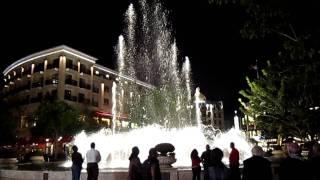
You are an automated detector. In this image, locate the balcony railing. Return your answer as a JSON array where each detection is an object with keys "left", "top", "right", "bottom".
[
  {"left": 66, "top": 64, "right": 78, "bottom": 71},
  {"left": 45, "top": 79, "right": 58, "bottom": 85},
  {"left": 47, "top": 63, "right": 59, "bottom": 70}
]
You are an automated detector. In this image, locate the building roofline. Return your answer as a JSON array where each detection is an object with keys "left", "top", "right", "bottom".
[
  {"left": 93, "top": 64, "right": 155, "bottom": 89},
  {"left": 3, "top": 45, "right": 98, "bottom": 75}
]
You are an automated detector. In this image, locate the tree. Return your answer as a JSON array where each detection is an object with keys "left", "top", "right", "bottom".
[
  {"left": 210, "top": 0, "right": 320, "bottom": 140},
  {"left": 32, "top": 100, "right": 81, "bottom": 159},
  {"left": 0, "top": 74, "right": 18, "bottom": 145},
  {"left": 0, "top": 101, "right": 17, "bottom": 145}
]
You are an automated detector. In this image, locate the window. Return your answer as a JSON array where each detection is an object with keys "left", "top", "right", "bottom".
[
  {"left": 104, "top": 86, "right": 109, "bottom": 93},
  {"left": 53, "top": 58, "right": 59, "bottom": 68},
  {"left": 78, "top": 93, "right": 85, "bottom": 103},
  {"left": 104, "top": 98, "right": 109, "bottom": 105},
  {"left": 64, "top": 90, "right": 72, "bottom": 100},
  {"left": 66, "top": 59, "right": 73, "bottom": 68}
]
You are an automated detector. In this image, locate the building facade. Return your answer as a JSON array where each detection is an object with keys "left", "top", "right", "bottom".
[{"left": 1, "top": 45, "right": 152, "bottom": 132}]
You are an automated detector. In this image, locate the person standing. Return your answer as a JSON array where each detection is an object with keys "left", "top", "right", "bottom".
[
  {"left": 142, "top": 148, "right": 161, "bottom": 180},
  {"left": 242, "top": 146, "right": 272, "bottom": 180},
  {"left": 86, "top": 142, "right": 101, "bottom": 180},
  {"left": 208, "top": 148, "right": 230, "bottom": 180},
  {"left": 309, "top": 143, "right": 320, "bottom": 180},
  {"left": 128, "top": 146, "right": 142, "bottom": 180},
  {"left": 229, "top": 142, "right": 240, "bottom": 180},
  {"left": 279, "top": 142, "right": 308, "bottom": 180},
  {"left": 191, "top": 149, "right": 201, "bottom": 180},
  {"left": 201, "top": 144, "right": 211, "bottom": 180},
  {"left": 71, "top": 145, "right": 83, "bottom": 180}
]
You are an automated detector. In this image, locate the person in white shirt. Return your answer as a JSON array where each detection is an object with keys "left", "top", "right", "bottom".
[{"left": 86, "top": 142, "right": 101, "bottom": 180}]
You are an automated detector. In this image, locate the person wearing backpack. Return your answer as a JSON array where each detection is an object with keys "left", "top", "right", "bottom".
[{"left": 142, "top": 148, "right": 161, "bottom": 180}]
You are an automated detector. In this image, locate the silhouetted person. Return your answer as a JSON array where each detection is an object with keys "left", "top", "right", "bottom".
[
  {"left": 128, "top": 146, "right": 142, "bottom": 180},
  {"left": 86, "top": 142, "right": 101, "bottom": 180},
  {"left": 229, "top": 142, "right": 240, "bottom": 180},
  {"left": 71, "top": 145, "right": 84, "bottom": 180},
  {"left": 191, "top": 149, "right": 201, "bottom": 180},
  {"left": 309, "top": 143, "right": 320, "bottom": 180},
  {"left": 208, "top": 148, "right": 230, "bottom": 180},
  {"left": 142, "top": 148, "right": 161, "bottom": 180},
  {"left": 201, "top": 144, "right": 211, "bottom": 180},
  {"left": 279, "top": 142, "right": 308, "bottom": 180},
  {"left": 242, "top": 145, "right": 272, "bottom": 180}
]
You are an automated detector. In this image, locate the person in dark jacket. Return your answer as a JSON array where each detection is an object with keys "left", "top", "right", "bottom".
[
  {"left": 142, "top": 148, "right": 161, "bottom": 180},
  {"left": 208, "top": 148, "right": 230, "bottom": 180},
  {"left": 279, "top": 142, "right": 309, "bottom": 180},
  {"left": 201, "top": 144, "right": 211, "bottom": 180},
  {"left": 309, "top": 143, "right": 320, "bottom": 180},
  {"left": 71, "top": 145, "right": 84, "bottom": 180},
  {"left": 242, "top": 145, "right": 272, "bottom": 180},
  {"left": 128, "top": 146, "right": 142, "bottom": 180}
]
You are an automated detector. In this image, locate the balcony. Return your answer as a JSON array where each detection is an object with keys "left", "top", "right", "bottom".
[
  {"left": 65, "top": 79, "right": 77, "bottom": 86},
  {"left": 79, "top": 82, "right": 91, "bottom": 90},
  {"left": 45, "top": 79, "right": 58, "bottom": 85},
  {"left": 64, "top": 95, "right": 77, "bottom": 102},
  {"left": 92, "top": 86, "right": 99, "bottom": 93},
  {"left": 66, "top": 64, "right": 78, "bottom": 71},
  {"left": 92, "top": 101, "right": 98, "bottom": 107},
  {"left": 80, "top": 68, "right": 91, "bottom": 75}
]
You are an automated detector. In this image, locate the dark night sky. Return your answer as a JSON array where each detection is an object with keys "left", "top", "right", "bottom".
[{"left": 0, "top": 1, "right": 262, "bottom": 127}]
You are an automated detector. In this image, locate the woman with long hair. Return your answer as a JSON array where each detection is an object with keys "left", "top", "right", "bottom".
[{"left": 191, "top": 149, "right": 201, "bottom": 180}]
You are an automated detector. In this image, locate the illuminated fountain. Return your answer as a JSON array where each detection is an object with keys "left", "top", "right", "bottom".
[{"left": 68, "top": 0, "right": 253, "bottom": 168}]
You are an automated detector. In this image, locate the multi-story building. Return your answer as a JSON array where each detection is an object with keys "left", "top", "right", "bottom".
[
  {"left": 196, "top": 91, "right": 225, "bottom": 130},
  {"left": 1, "top": 45, "right": 152, "bottom": 132}
]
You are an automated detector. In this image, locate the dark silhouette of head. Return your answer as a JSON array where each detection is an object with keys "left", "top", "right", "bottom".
[
  {"left": 212, "top": 148, "right": 224, "bottom": 164},
  {"left": 251, "top": 145, "right": 264, "bottom": 156},
  {"left": 206, "top": 144, "right": 210, "bottom": 151},
  {"left": 91, "top": 142, "right": 95, "bottom": 149},
  {"left": 129, "top": 146, "right": 140, "bottom": 161},
  {"left": 287, "top": 142, "right": 300, "bottom": 155},
  {"left": 191, "top": 149, "right": 199, "bottom": 159},
  {"left": 230, "top": 142, "right": 235, "bottom": 149},
  {"left": 148, "top": 148, "right": 158, "bottom": 159},
  {"left": 72, "top": 145, "right": 78, "bottom": 152},
  {"left": 313, "top": 143, "right": 320, "bottom": 156}
]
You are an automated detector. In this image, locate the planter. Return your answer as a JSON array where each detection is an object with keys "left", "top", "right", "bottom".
[
  {"left": 0, "top": 158, "right": 18, "bottom": 164},
  {"left": 158, "top": 154, "right": 176, "bottom": 168},
  {"left": 155, "top": 143, "right": 176, "bottom": 168},
  {"left": 30, "top": 155, "right": 45, "bottom": 164}
]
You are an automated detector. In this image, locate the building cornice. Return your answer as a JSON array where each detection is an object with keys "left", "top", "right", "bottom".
[{"left": 3, "top": 45, "right": 98, "bottom": 75}]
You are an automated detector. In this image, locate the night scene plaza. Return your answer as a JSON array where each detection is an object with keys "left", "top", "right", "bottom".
[{"left": 0, "top": 0, "right": 319, "bottom": 180}]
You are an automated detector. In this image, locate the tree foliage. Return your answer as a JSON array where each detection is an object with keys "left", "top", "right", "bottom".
[
  {"left": 33, "top": 100, "right": 81, "bottom": 138},
  {"left": 32, "top": 100, "right": 81, "bottom": 159},
  {"left": 209, "top": 0, "right": 320, "bottom": 139}
]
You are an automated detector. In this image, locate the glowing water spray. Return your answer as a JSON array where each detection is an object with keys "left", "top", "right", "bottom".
[{"left": 66, "top": 0, "right": 253, "bottom": 169}]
